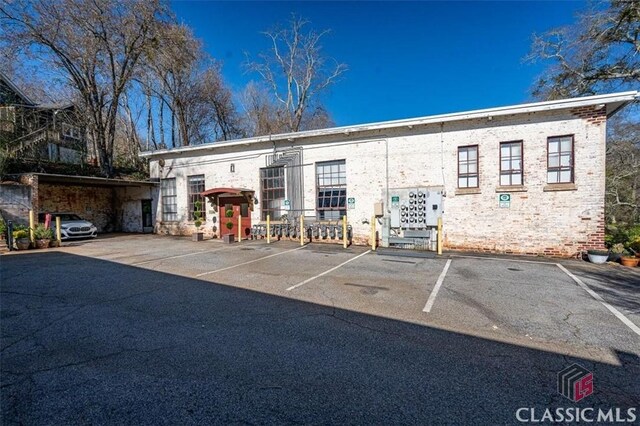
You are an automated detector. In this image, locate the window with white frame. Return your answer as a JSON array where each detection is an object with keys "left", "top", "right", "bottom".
[
  {"left": 260, "top": 166, "right": 285, "bottom": 220},
  {"left": 458, "top": 145, "right": 479, "bottom": 188},
  {"left": 61, "top": 123, "right": 81, "bottom": 140},
  {"left": 500, "top": 141, "right": 523, "bottom": 186},
  {"left": 547, "top": 135, "right": 574, "bottom": 184},
  {"left": 161, "top": 178, "right": 177, "bottom": 222},
  {"left": 316, "top": 160, "right": 347, "bottom": 220},
  {"left": 187, "top": 175, "right": 206, "bottom": 221}
]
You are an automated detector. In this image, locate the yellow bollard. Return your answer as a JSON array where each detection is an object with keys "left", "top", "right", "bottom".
[
  {"left": 342, "top": 215, "right": 347, "bottom": 249},
  {"left": 300, "top": 215, "right": 304, "bottom": 246},
  {"left": 29, "top": 209, "right": 35, "bottom": 244},
  {"left": 437, "top": 217, "right": 443, "bottom": 255},
  {"left": 371, "top": 215, "right": 376, "bottom": 251},
  {"left": 266, "top": 214, "right": 271, "bottom": 244},
  {"left": 56, "top": 216, "right": 62, "bottom": 245},
  {"left": 238, "top": 214, "right": 242, "bottom": 242}
]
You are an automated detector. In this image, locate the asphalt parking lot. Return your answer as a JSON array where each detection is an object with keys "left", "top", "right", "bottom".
[{"left": 2, "top": 234, "right": 639, "bottom": 424}]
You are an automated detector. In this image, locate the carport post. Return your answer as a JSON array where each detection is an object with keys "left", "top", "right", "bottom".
[
  {"left": 342, "top": 215, "right": 347, "bottom": 249},
  {"left": 437, "top": 217, "right": 443, "bottom": 255},
  {"left": 55, "top": 217, "right": 62, "bottom": 245},
  {"left": 300, "top": 215, "right": 304, "bottom": 246},
  {"left": 29, "top": 210, "right": 35, "bottom": 244},
  {"left": 266, "top": 214, "right": 271, "bottom": 244},
  {"left": 238, "top": 215, "right": 242, "bottom": 242}
]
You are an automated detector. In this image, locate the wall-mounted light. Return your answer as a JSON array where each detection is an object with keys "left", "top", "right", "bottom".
[{"left": 230, "top": 163, "right": 235, "bottom": 173}]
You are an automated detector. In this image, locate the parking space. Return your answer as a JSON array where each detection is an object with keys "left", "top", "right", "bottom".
[
  {"left": 15, "top": 234, "right": 639, "bottom": 358},
  {"left": 3, "top": 234, "right": 639, "bottom": 423}
]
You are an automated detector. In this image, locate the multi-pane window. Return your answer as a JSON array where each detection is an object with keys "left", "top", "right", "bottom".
[
  {"left": 316, "top": 160, "right": 347, "bottom": 220},
  {"left": 458, "top": 145, "right": 479, "bottom": 188},
  {"left": 500, "top": 141, "right": 523, "bottom": 186},
  {"left": 260, "top": 166, "right": 285, "bottom": 220},
  {"left": 187, "top": 175, "right": 206, "bottom": 221},
  {"left": 161, "top": 178, "right": 177, "bottom": 222},
  {"left": 547, "top": 135, "right": 574, "bottom": 184}
]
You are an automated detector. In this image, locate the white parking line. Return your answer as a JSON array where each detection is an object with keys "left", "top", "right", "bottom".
[
  {"left": 132, "top": 248, "right": 224, "bottom": 265},
  {"left": 286, "top": 250, "right": 372, "bottom": 291},
  {"left": 196, "top": 246, "right": 307, "bottom": 277},
  {"left": 557, "top": 264, "right": 640, "bottom": 337},
  {"left": 423, "top": 259, "right": 452, "bottom": 313},
  {"left": 452, "top": 254, "right": 556, "bottom": 265}
]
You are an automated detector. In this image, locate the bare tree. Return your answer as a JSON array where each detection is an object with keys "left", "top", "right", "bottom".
[
  {"left": 527, "top": 0, "right": 640, "bottom": 226},
  {"left": 140, "top": 23, "right": 241, "bottom": 147},
  {"left": 1, "top": 0, "right": 169, "bottom": 177},
  {"left": 247, "top": 14, "right": 346, "bottom": 133},
  {"left": 239, "top": 81, "right": 282, "bottom": 137},
  {"left": 527, "top": 0, "right": 639, "bottom": 100}
]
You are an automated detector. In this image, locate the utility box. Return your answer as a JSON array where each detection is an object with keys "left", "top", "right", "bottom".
[
  {"left": 389, "top": 187, "right": 444, "bottom": 229},
  {"left": 373, "top": 202, "right": 384, "bottom": 217}
]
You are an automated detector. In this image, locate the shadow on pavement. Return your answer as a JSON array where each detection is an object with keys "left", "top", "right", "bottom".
[{"left": 1, "top": 252, "right": 638, "bottom": 424}]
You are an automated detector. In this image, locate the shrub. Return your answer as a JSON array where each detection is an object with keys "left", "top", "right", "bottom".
[
  {"left": 605, "top": 223, "right": 640, "bottom": 250},
  {"left": 33, "top": 224, "right": 54, "bottom": 240},
  {"left": 225, "top": 209, "right": 234, "bottom": 218},
  {"left": 225, "top": 221, "right": 234, "bottom": 230},
  {"left": 13, "top": 229, "right": 29, "bottom": 239},
  {"left": 193, "top": 200, "right": 203, "bottom": 228},
  {"left": 0, "top": 217, "right": 5, "bottom": 235}
]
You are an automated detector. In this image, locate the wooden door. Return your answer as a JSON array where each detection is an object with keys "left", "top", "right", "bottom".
[{"left": 219, "top": 197, "right": 252, "bottom": 240}]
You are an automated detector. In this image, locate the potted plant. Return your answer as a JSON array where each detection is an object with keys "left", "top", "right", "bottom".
[
  {"left": 223, "top": 208, "right": 235, "bottom": 243},
  {"left": 620, "top": 250, "right": 639, "bottom": 267},
  {"left": 0, "top": 217, "right": 6, "bottom": 240},
  {"left": 609, "top": 243, "right": 625, "bottom": 262},
  {"left": 192, "top": 200, "right": 204, "bottom": 242},
  {"left": 12, "top": 226, "right": 30, "bottom": 250},
  {"left": 587, "top": 249, "right": 609, "bottom": 264},
  {"left": 33, "top": 224, "right": 54, "bottom": 249}
]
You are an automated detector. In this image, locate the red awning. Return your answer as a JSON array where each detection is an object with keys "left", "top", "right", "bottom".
[
  {"left": 201, "top": 187, "right": 254, "bottom": 197},
  {"left": 201, "top": 187, "right": 255, "bottom": 209}
]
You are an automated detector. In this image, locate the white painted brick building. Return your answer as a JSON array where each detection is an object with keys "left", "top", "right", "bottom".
[{"left": 141, "top": 92, "right": 637, "bottom": 257}]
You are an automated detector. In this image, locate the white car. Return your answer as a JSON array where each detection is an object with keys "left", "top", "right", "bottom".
[{"left": 39, "top": 213, "right": 98, "bottom": 240}]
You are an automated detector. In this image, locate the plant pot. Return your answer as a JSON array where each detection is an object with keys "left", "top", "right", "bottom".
[
  {"left": 15, "top": 238, "right": 30, "bottom": 250},
  {"left": 192, "top": 232, "right": 204, "bottom": 242},
  {"left": 35, "top": 239, "right": 50, "bottom": 249},
  {"left": 223, "top": 234, "right": 235, "bottom": 244},
  {"left": 587, "top": 251, "right": 609, "bottom": 264},
  {"left": 620, "top": 257, "right": 639, "bottom": 267}
]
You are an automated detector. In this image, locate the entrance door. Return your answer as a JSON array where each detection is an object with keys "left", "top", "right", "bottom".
[
  {"left": 218, "top": 196, "right": 251, "bottom": 240},
  {"left": 141, "top": 200, "right": 153, "bottom": 233}
]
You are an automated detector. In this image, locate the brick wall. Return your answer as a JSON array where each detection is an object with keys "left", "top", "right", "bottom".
[
  {"left": 149, "top": 107, "right": 607, "bottom": 257},
  {"left": 38, "top": 184, "right": 115, "bottom": 232}
]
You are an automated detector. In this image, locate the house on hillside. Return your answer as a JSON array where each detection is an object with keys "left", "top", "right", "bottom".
[
  {"left": 0, "top": 72, "right": 86, "bottom": 165},
  {"left": 140, "top": 91, "right": 638, "bottom": 257},
  {"left": 0, "top": 73, "right": 157, "bottom": 235}
]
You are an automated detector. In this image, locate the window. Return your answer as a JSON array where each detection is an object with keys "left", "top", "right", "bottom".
[
  {"left": 547, "top": 135, "right": 573, "bottom": 184},
  {"left": 61, "top": 123, "right": 81, "bottom": 140},
  {"left": 187, "top": 175, "right": 206, "bottom": 221},
  {"left": 161, "top": 178, "right": 177, "bottom": 222},
  {"left": 458, "top": 145, "right": 478, "bottom": 188},
  {"left": 500, "top": 141, "right": 523, "bottom": 186},
  {"left": 260, "top": 166, "right": 285, "bottom": 220},
  {"left": 316, "top": 160, "right": 347, "bottom": 220}
]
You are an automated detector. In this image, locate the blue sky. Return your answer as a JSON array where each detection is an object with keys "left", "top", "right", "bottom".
[{"left": 172, "top": 1, "right": 587, "bottom": 126}]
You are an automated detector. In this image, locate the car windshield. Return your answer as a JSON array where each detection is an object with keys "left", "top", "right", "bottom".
[{"left": 38, "top": 213, "right": 83, "bottom": 222}]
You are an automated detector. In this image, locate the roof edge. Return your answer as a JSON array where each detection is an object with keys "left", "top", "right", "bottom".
[{"left": 140, "top": 91, "right": 638, "bottom": 159}]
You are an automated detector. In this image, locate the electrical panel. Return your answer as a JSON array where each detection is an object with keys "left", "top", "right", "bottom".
[{"left": 389, "top": 187, "right": 444, "bottom": 229}]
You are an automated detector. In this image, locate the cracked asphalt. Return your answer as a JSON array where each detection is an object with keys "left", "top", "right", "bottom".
[{"left": 1, "top": 234, "right": 639, "bottom": 424}]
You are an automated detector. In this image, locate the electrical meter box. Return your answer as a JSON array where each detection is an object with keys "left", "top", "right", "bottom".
[{"left": 389, "top": 187, "right": 444, "bottom": 229}]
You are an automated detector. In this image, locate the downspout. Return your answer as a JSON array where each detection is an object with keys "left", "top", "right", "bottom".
[
  {"left": 440, "top": 122, "right": 446, "bottom": 193},
  {"left": 385, "top": 136, "right": 390, "bottom": 214}
]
